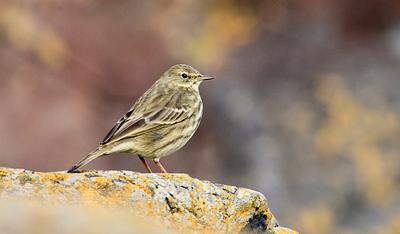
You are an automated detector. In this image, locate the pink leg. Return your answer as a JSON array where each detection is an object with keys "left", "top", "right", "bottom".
[{"left": 153, "top": 159, "right": 168, "bottom": 173}]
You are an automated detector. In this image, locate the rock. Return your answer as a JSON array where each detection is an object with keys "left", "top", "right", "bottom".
[
  {"left": 0, "top": 198, "right": 172, "bottom": 234},
  {"left": 0, "top": 167, "right": 297, "bottom": 233}
]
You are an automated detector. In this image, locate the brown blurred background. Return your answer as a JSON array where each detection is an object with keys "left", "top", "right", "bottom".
[{"left": 1, "top": 0, "right": 400, "bottom": 233}]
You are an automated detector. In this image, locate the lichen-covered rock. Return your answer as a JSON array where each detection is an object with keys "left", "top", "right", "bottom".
[{"left": 0, "top": 167, "right": 297, "bottom": 233}]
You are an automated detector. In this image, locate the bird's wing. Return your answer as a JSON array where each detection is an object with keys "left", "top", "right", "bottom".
[
  {"left": 101, "top": 108, "right": 135, "bottom": 144},
  {"left": 101, "top": 90, "right": 192, "bottom": 145}
]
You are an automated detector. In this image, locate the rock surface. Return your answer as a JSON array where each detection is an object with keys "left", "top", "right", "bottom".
[{"left": 0, "top": 167, "right": 297, "bottom": 233}]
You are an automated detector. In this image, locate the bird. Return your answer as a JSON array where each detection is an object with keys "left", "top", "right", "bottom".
[{"left": 67, "top": 64, "right": 213, "bottom": 173}]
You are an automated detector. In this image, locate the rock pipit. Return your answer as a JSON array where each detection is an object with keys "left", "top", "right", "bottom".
[{"left": 67, "top": 64, "right": 213, "bottom": 173}]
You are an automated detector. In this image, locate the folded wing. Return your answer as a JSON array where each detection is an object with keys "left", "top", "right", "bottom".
[{"left": 101, "top": 90, "right": 192, "bottom": 145}]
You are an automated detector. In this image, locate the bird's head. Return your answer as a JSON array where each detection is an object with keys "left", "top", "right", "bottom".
[{"left": 161, "top": 64, "right": 213, "bottom": 89}]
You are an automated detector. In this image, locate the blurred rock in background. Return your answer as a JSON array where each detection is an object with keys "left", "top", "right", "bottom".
[{"left": 0, "top": 0, "right": 400, "bottom": 233}]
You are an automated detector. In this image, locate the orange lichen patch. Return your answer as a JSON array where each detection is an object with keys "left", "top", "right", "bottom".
[
  {"left": 45, "top": 183, "right": 66, "bottom": 195},
  {"left": 0, "top": 169, "right": 9, "bottom": 177},
  {"left": 73, "top": 179, "right": 135, "bottom": 207},
  {"left": 0, "top": 178, "right": 12, "bottom": 189},
  {"left": 159, "top": 173, "right": 191, "bottom": 180},
  {"left": 42, "top": 172, "right": 67, "bottom": 181}
]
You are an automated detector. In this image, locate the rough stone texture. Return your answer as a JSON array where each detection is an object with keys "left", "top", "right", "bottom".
[{"left": 0, "top": 167, "right": 297, "bottom": 233}]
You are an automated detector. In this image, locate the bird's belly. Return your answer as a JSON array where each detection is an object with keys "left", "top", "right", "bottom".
[
  {"left": 155, "top": 134, "right": 192, "bottom": 158},
  {"left": 133, "top": 116, "right": 201, "bottom": 159}
]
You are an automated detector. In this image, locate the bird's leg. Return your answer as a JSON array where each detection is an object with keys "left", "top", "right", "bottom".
[
  {"left": 153, "top": 159, "right": 168, "bottom": 173},
  {"left": 138, "top": 155, "right": 152, "bottom": 173}
]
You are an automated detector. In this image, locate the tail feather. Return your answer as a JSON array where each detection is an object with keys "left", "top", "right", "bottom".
[{"left": 67, "top": 147, "right": 107, "bottom": 173}]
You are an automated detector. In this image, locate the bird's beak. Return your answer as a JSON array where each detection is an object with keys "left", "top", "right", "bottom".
[{"left": 200, "top": 76, "right": 214, "bottom": 81}]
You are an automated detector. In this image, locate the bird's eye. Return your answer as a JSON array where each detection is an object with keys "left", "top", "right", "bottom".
[{"left": 181, "top": 73, "right": 188, "bottom": 79}]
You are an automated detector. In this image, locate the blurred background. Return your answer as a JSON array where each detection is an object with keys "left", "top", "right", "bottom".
[{"left": 1, "top": 0, "right": 400, "bottom": 233}]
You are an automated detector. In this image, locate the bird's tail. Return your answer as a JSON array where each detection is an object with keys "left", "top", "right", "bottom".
[{"left": 67, "top": 146, "right": 108, "bottom": 173}]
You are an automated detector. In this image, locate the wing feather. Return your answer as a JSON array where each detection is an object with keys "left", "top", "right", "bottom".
[
  {"left": 101, "top": 89, "right": 193, "bottom": 145},
  {"left": 101, "top": 109, "right": 134, "bottom": 144}
]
